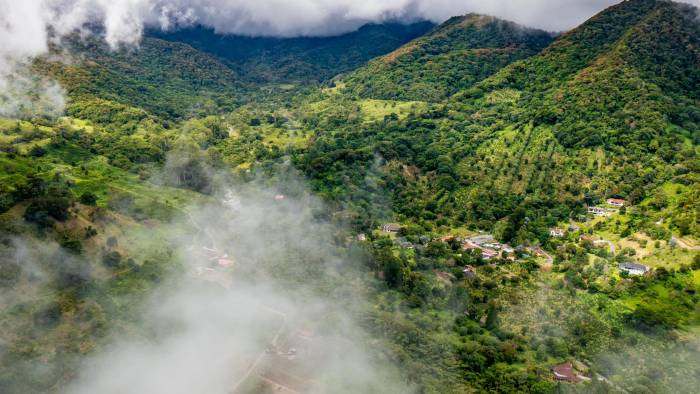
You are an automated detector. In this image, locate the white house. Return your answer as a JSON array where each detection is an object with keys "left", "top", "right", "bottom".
[
  {"left": 619, "top": 262, "right": 649, "bottom": 276},
  {"left": 549, "top": 228, "right": 565, "bottom": 238},
  {"left": 588, "top": 206, "right": 617, "bottom": 216}
]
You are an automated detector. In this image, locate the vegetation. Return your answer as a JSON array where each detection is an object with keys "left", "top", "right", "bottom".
[
  {"left": 343, "top": 14, "right": 554, "bottom": 101},
  {"left": 0, "top": 1, "right": 699, "bottom": 393},
  {"left": 150, "top": 22, "right": 435, "bottom": 84}
]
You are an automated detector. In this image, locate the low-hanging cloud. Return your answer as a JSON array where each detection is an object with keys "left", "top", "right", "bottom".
[{"left": 59, "top": 158, "right": 410, "bottom": 393}]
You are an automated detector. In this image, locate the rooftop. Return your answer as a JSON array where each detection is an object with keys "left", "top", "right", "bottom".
[
  {"left": 551, "top": 362, "right": 581, "bottom": 383},
  {"left": 620, "top": 262, "right": 649, "bottom": 271}
]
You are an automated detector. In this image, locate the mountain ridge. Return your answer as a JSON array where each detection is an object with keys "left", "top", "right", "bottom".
[
  {"left": 149, "top": 21, "right": 436, "bottom": 84},
  {"left": 340, "top": 13, "right": 555, "bottom": 101}
]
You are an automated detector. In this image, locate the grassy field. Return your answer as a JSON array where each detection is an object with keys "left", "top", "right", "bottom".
[{"left": 357, "top": 99, "right": 428, "bottom": 122}]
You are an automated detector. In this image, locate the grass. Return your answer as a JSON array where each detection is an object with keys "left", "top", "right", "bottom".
[{"left": 357, "top": 99, "right": 428, "bottom": 122}]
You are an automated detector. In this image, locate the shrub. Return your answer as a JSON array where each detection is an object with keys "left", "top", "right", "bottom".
[
  {"left": 61, "top": 239, "right": 83, "bottom": 254},
  {"left": 79, "top": 191, "right": 98, "bottom": 206},
  {"left": 24, "top": 196, "right": 71, "bottom": 227},
  {"left": 102, "top": 251, "right": 122, "bottom": 268}
]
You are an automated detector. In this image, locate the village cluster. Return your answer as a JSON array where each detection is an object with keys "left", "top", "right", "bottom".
[
  {"left": 379, "top": 223, "right": 516, "bottom": 261},
  {"left": 374, "top": 197, "right": 653, "bottom": 290}
]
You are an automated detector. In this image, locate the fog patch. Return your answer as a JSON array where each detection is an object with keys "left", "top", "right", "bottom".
[{"left": 63, "top": 158, "right": 410, "bottom": 393}]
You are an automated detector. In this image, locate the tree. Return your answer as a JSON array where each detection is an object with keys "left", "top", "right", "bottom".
[
  {"left": 80, "top": 191, "right": 98, "bottom": 206},
  {"left": 102, "top": 251, "right": 122, "bottom": 269},
  {"left": 24, "top": 196, "right": 71, "bottom": 227}
]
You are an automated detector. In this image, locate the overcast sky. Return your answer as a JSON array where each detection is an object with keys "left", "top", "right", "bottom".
[{"left": 2, "top": 1, "right": 700, "bottom": 51}]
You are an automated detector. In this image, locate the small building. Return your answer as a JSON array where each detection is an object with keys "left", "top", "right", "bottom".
[
  {"left": 587, "top": 206, "right": 606, "bottom": 216},
  {"left": 356, "top": 233, "right": 367, "bottom": 241},
  {"left": 274, "top": 194, "right": 286, "bottom": 201},
  {"left": 549, "top": 228, "right": 565, "bottom": 238},
  {"left": 619, "top": 262, "right": 650, "bottom": 276},
  {"left": 607, "top": 198, "right": 626, "bottom": 207},
  {"left": 587, "top": 206, "right": 617, "bottom": 216},
  {"left": 551, "top": 362, "right": 582, "bottom": 383},
  {"left": 463, "top": 265, "right": 477, "bottom": 280},
  {"left": 580, "top": 234, "right": 597, "bottom": 242},
  {"left": 526, "top": 246, "right": 545, "bottom": 257},
  {"left": 382, "top": 224, "right": 401, "bottom": 233}
]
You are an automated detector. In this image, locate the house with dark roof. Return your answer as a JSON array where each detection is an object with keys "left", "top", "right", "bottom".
[
  {"left": 382, "top": 224, "right": 401, "bottom": 233},
  {"left": 619, "top": 262, "right": 650, "bottom": 276}
]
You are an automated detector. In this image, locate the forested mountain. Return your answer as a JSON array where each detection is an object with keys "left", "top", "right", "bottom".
[
  {"left": 1, "top": 1, "right": 699, "bottom": 393},
  {"left": 38, "top": 36, "right": 247, "bottom": 120},
  {"left": 150, "top": 22, "right": 435, "bottom": 84},
  {"left": 342, "top": 14, "right": 554, "bottom": 101},
  {"left": 472, "top": 0, "right": 700, "bottom": 149},
  {"left": 303, "top": 0, "right": 699, "bottom": 241}
]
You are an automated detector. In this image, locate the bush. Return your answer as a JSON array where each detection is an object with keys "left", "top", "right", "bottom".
[
  {"left": 24, "top": 197, "right": 71, "bottom": 227},
  {"left": 102, "top": 251, "right": 122, "bottom": 268},
  {"left": 61, "top": 239, "right": 83, "bottom": 254},
  {"left": 692, "top": 254, "right": 700, "bottom": 270},
  {"left": 79, "top": 192, "right": 98, "bottom": 206},
  {"left": 29, "top": 145, "right": 47, "bottom": 157}
]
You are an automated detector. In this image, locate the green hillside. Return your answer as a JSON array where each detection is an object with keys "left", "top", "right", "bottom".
[
  {"left": 37, "top": 36, "right": 247, "bottom": 120},
  {"left": 341, "top": 14, "right": 554, "bottom": 101},
  {"left": 295, "top": 2, "right": 700, "bottom": 391},
  {"left": 303, "top": 0, "right": 699, "bottom": 239},
  {"left": 472, "top": 0, "right": 700, "bottom": 149}
]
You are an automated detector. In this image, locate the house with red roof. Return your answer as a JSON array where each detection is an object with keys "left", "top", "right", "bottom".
[
  {"left": 606, "top": 198, "right": 626, "bottom": 207},
  {"left": 551, "top": 362, "right": 582, "bottom": 383}
]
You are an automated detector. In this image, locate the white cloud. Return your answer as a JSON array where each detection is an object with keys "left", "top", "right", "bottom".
[{"left": 61, "top": 171, "right": 410, "bottom": 394}]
